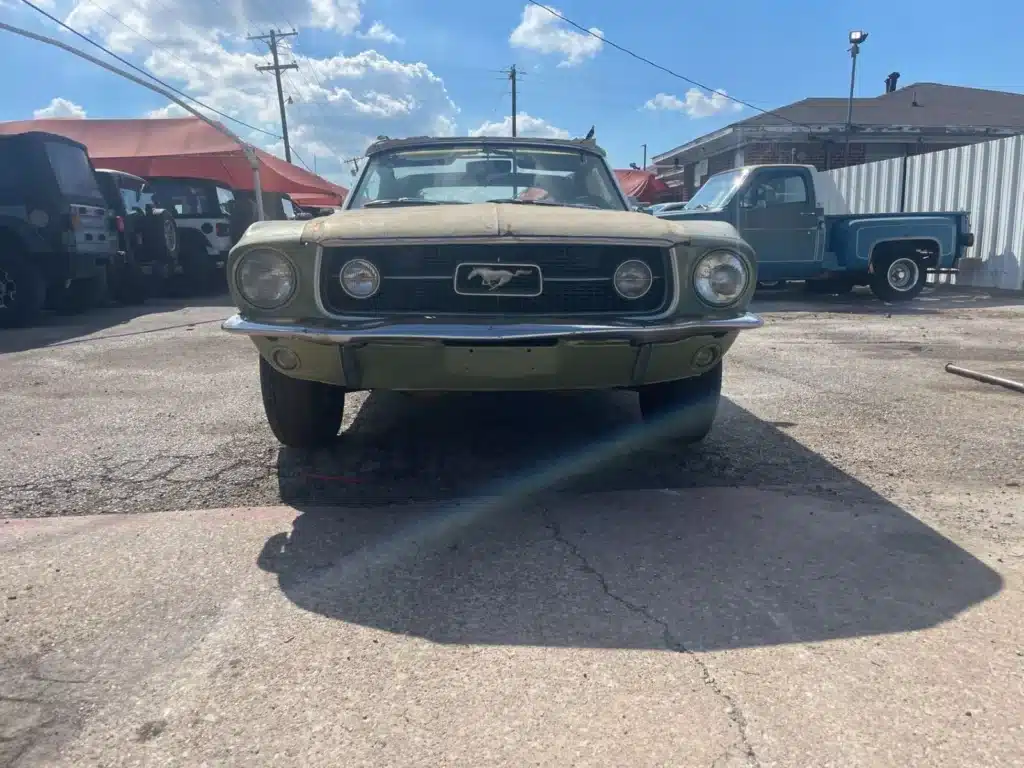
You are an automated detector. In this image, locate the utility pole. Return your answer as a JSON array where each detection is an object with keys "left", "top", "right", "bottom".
[
  {"left": 509, "top": 64, "right": 518, "bottom": 137},
  {"left": 249, "top": 29, "right": 298, "bottom": 163}
]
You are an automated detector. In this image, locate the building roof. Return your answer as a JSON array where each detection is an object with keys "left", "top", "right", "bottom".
[
  {"left": 652, "top": 82, "right": 1024, "bottom": 166},
  {"left": 736, "top": 83, "right": 1024, "bottom": 129}
]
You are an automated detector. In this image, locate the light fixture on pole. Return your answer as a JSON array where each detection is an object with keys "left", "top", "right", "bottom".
[{"left": 844, "top": 30, "right": 868, "bottom": 167}]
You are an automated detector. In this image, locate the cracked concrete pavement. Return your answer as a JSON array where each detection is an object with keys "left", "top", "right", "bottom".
[{"left": 1, "top": 286, "right": 1023, "bottom": 766}]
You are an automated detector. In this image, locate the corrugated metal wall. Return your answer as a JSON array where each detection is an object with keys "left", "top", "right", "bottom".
[{"left": 825, "top": 135, "right": 1024, "bottom": 291}]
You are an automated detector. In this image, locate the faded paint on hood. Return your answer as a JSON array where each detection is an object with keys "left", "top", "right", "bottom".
[{"left": 295, "top": 203, "right": 744, "bottom": 246}]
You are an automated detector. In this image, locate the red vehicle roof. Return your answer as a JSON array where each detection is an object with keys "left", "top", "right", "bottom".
[{"left": 0, "top": 117, "right": 349, "bottom": 199}]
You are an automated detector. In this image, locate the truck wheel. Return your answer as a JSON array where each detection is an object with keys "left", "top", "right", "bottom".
[
  {"left": 638, "top": 362, "right": 722, "bottom": 445},
  {"left": 259, "top": 356, "right": 346, "bottom": 449},
  {"left": 0, "top": 251, "right": 46, "bottom": 328},
  {"left": 48, "top": 272, "right": 109, "bottom": 315},
  {"left": 870, "top": 254, "right": 926, "bottom": 302}
]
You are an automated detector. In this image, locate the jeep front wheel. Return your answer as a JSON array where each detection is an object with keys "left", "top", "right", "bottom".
[
  {"left": 870, "top": 253, "right": 927, "bottom": 302},
  {"left": 259, "top": 356, "right": 347, "bottom": 449},
  {"left": 638, "top": 362, "right": 723, "bottom": 445}
]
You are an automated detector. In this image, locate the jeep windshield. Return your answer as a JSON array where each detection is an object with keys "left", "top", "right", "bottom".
[{"left": 347, "top": 143, "right": 628, "bottom": 211}]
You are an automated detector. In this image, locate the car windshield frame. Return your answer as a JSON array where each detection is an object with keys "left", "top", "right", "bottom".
[
  {"left": 685, "top": 168, "right": 750, "bottom": 210},
  {"left": 345, "top": 141, "right": 629, "bottom": 212}
]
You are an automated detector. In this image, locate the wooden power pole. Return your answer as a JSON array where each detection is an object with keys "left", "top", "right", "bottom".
[
  {"left": 509, "top": 65, "right": 518, "bottom": 137},
  {"left": 249, "top": 29, "right": 298, "bottom": 163}
]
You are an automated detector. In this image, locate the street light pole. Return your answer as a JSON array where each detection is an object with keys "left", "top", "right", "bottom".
[{"left": 844, "top": 30, "right": 868, "bottom": 168}]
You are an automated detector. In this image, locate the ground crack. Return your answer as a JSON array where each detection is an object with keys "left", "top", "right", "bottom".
[{"left": 541, "top": 507, "right": 760, "bottom": 768}]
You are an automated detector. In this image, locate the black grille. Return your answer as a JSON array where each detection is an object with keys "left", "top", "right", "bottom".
[{"left": 319, "top": 243, "right": 672, "bottom": 316}]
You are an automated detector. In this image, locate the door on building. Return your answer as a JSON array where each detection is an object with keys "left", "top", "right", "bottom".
[{"left": 736, "top": 168, "right": 820, "bottom": 279}]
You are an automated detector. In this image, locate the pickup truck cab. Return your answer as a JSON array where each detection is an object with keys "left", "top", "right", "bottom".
[{"left": 660, "top": 164, "right": 974, "bottom": 302}]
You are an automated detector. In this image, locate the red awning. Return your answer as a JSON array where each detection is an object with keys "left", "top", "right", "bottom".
[
  {"left": 0, "top": 117, "right": 349, "bottom": 198},
  {"left": 614, "top": 169, "right": 669, "bottom": 203}
]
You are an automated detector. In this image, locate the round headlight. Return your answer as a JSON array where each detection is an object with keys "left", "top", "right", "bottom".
[
  {"left": 236, "top": 248, "right": 296, "bottom": 309},
  {"left": 693, "top": 250, "right": 749, "bottom": 306},
  {"left": 339, "top": 259, "right": 381, "bottom": 299},
  {"left": 613, "top": 259, "right": 654, "bottom": 300}
]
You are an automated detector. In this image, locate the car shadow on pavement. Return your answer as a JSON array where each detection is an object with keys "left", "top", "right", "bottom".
[
  {"left": 260, "top": 392, "right": 1003, "bottom": 652},
  {"left": 753, "top": 285, "right": 1022, "bottom": 316},
  {"left": 0, "top": 295, "right": 235, "bottom": 355}
]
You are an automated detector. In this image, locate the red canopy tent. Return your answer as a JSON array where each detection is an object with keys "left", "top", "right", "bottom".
[
  {"left": 614, "top": 169, "right": 669, "bottom": 204},
  {"left": 0, "top": 117, "right": 348, "bottom": 199}
]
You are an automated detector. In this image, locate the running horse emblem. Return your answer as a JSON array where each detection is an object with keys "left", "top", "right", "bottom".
[{"left": 466, "top": 267, "right": 533, "bottom": 291}]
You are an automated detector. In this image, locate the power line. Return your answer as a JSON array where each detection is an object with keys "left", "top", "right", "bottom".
[
  {"left": 18, "top": 0, "right": 281, "bottom": 139},
  {"left": 524, "top": 0, "right": 810, "bottom": 128}
]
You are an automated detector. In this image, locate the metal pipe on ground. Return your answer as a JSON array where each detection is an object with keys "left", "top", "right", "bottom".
[
  {"left": 945, "top": 364, "right": 1024, "bottom": 394},
  {"left": 0, "top": 21, "right": 267, "bottom": 222}
]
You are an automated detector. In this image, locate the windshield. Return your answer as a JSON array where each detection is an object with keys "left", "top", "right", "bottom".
[
  {"left": 347, "top": 143, "right": 627, "bottom": 211},
  {"left": 685, "top": 169, "right": 748, "bottom": 210}
]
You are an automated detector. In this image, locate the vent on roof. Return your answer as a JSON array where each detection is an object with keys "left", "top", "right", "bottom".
[{"left": 885, "top": 71, "right": 901, "bottom": 93}]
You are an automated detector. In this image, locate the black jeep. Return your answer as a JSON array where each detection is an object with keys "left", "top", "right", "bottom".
[
  {"left": 94, "top": 169, "right": 179, "bottom": 303},
  {"left": 0, "top": 131, "right": 117, "bottom": 327}
]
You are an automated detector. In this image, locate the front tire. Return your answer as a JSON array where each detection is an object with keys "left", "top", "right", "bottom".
[
  {"left": 870, "top": 253, "right": 927, "bottom": 302},
  {"left": 259, "top": 356, "right": 346, "bottom": 449},
  {"left": 638, "top": 362, "right": 723, "bottom": 445}
]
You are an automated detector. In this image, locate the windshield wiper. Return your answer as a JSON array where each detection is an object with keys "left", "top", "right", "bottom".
[
  {"left": 362, "top": 198, "right": 466, "bottom": 208},
  {"left": 485, "top": 198, "right": 600, "bottom": 209}
]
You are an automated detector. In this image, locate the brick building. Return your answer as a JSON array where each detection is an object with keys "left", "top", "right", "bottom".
[{"left": 651, "top": 80, "right": 1024, "bottom": 201}]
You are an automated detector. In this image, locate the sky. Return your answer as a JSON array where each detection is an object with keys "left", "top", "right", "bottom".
[{"left": 3, "top": 0, "right": 1023, "bottom": 186}]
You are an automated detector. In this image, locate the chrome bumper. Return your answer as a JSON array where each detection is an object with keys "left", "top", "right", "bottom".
[{"left": 221, "top": 313, "right": 764, "bottom": 344}]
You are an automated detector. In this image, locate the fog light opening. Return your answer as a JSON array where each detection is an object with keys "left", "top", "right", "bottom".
[
  {"left": 271, "top": 347, "right": 300, "bottom": 371},
  {"left": 692, "top": 345, "right": 720, "bottom": 368}
]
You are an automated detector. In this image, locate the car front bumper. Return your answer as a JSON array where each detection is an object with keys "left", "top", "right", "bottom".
[{"left": 222, "top": 312, "right": 764, "bottom": 391}]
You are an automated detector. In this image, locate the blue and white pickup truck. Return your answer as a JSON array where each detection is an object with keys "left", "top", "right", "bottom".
[{"left": 659, "top": 163, "right": 975, "bottom": 302}]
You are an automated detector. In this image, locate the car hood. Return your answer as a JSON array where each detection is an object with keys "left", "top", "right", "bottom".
[{"left": 288, "top": 203, "right": 743, "bottom": 246}]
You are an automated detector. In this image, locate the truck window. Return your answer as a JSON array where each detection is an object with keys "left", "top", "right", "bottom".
[
  {"left": 44, "top": 141, "right": 104, "bottom": 201},
  {"left": 743, "top": 171, "right": 808, "bottom": 208}
]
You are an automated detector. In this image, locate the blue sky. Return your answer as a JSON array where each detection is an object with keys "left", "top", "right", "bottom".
[{"left": 3, "top": 0, "right": 1023, "bottom": 181}]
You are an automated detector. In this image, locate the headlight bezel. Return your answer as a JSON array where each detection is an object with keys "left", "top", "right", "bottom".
[
  {"left": 612, "top": 258, "right": 654, "bottom": 301},
  {"left": 339, "top": 258, "right": 382, "bottom": 300},
  {"left": 234, "top": 247, "right": 298, "bottom": 310},
  {"left": 691, "top": 248, "right": 750, "bottom": 308}
]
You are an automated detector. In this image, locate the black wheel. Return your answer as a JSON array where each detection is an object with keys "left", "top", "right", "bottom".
[
  {"left": 0, "top": 249, "right": 46, "bottom": 328},
  {"left": 48, "top": 271, "right": 109, "bottom": 315},
  {"left": 140, "top": 209, "right": 179, "bottom": 266},
  {"left": 259, "top": 356, "right": 346, "bottom": 449},
  {"left": 804, "top": 277, "right": 854, "bottom": 295},
  {"left": 870, "top": 253, "right": 927, "bottom": 302},
  {"left": 638, "top": 362, "right": 723, "bottom": 445}
]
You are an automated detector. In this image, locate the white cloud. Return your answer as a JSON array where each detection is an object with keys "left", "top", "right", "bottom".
[
  {"left": 509, "top": 4, "right": 603, "bottom": 67},
  {"left": 643, "top": 89, "right": 744, "bottom": 118},
  {"left": 470, "top": 113, "right": 570, "bottom": 140},
  {"left": 34, "top": 97, "right": 88, "bottom": 119},
  {"left": 60, "top": 0, "right": 457, "bottom": 185},
  {"left": 357, "top": 21, "right": 403, "bottom": 44}
]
